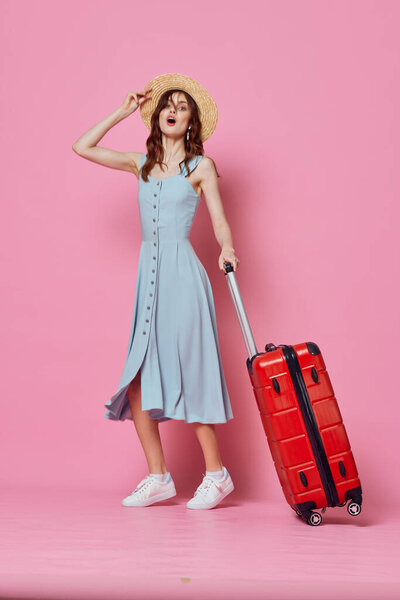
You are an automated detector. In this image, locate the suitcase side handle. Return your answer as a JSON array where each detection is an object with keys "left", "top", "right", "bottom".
[{"left": 223, "top": 261, "right": 258, "bottom": 359}]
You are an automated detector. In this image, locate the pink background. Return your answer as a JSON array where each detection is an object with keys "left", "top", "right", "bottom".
[
  {"left": 1, "top": 0, "right": 399, "bottom": 504},
  {"left": 1, "top": 1, "right": 400, "bottom": 597}
]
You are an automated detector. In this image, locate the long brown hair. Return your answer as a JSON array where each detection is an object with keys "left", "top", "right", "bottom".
[{"left": 141, "top": 89, "right": 220, "bottom": 182}]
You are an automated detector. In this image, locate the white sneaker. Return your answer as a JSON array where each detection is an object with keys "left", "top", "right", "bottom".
[
  {"left": 186, "top": 466, "right": 234, "bottom": 510},
  {"left": 121, "top": 474, "right": 177, "bottom": 507}
]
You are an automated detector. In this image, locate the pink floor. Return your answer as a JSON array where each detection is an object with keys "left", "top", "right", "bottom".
[{"left": 0, "top": 484, "right": 399, "bottom": 600}]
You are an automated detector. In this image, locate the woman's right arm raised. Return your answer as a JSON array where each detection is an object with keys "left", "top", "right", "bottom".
[{"left": 72, "top": 89, "right": 152, "bottom": 177}]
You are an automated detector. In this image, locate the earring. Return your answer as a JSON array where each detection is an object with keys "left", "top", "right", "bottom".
[{"left": 186, "top": 126, "right": 191, "bottom": 141}]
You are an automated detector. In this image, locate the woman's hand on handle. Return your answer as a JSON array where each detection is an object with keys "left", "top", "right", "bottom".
[{"left": 219, "top": 246, "right": 240, "bottom": 272}]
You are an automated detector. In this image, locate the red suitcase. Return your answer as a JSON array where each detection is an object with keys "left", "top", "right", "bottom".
[{"left": 223, "top": 261, "right": 363, "bottom": 526}]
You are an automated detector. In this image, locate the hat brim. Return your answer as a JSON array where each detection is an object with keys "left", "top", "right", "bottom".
[{"left": 140, "top": 73, "right": 218, "bottom": 142}]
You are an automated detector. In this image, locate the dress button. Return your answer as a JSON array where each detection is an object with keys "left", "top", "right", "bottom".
[
  {"left": 151, "top": 281, "right": 154, "bottom": 284},
  {"left": 149, "top": 293, "right": 153, "bottom": 297},
  {"left": 153, "top": 231, "right": 156, "bottom": 235},
  {"left": 154, "top": 194, "right": 157, "bottom": 197},
  {"left": 156, "top": 181, "right": 160, "bottom": 185},
  {"left": 146, "top": 319, "right": 149, "bottom": 323},
  {"left": 153, "top": 242, "right": 156, "bottom": 246},
  {"left": 152, "top": 256, "right": 156, "bottom": 260},
  {"left": 153, "top": 204, "right": 156, "bottom": 208},
  {"left": 152, "top": 269, "right": 155, "bottom": 273},
  {"left": 143, "top": 331, "right": 146, "bottom": 335},
  {"left": 147, "top": 306, "right": 150, "bottom": 309}
]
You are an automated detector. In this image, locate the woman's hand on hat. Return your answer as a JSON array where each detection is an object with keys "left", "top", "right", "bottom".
[
  {"left": 121, "top": 88, "right": 152, "bottom": 116},
  {"left": 219, "top": 246, "right": 240, "bottom": 272}
]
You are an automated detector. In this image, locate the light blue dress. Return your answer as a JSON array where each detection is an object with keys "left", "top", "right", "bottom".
[{"left": 103, "top": 153, "right": 234, "bottom": 424}]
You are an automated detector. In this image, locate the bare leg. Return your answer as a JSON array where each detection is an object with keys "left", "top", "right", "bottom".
[
  {"left": 128, "top": 370, "right": 168, "bottom": 474},
  {"left": 191, "top": 423, "right": 223, "bottom": 472}
]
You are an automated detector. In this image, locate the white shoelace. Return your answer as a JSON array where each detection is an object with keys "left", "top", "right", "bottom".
[
  {"left": 194, "top": 474, "right": 222, "bottom": 497},
  {"left": 130, "top": 475, "right": 157, "bottom": 496}
]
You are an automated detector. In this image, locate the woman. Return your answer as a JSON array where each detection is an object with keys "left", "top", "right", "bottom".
[{"left": 72, "top": 73, "right": 240, "bottom": 510}]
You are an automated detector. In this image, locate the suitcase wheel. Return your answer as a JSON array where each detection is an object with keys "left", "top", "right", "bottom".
[
  {"left": 307, "top": 511, "right": 322, "bottom": 526},
  {"left": 347, "top": 501, "right": 362, "bottom": 516}
]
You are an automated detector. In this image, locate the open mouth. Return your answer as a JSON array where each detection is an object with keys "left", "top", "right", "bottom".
[{"left": 167, "top": 117, "right": 176, "bottom": 126}]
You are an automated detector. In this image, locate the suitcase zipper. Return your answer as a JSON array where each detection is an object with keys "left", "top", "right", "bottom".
[{"left": 280, "top": 344, "right": 338, "bottom": 508}]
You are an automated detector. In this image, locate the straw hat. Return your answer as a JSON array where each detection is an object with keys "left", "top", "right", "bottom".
[{"left": 140, "top": 73, "right": 218, "bottom": 142}]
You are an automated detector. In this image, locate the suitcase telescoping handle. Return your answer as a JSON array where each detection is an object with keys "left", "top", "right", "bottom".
[{"left": 223, "top": 261, "right": 258, "bottom": 360}]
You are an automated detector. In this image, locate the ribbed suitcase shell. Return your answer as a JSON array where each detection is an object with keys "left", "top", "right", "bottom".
[{"left": 223, "top": 262, "right": 362, "bottom": 526}]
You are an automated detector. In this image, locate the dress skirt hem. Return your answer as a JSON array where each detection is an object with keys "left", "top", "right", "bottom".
[{"left": 103, "top": 380, "right": 234, "bottom": 424}]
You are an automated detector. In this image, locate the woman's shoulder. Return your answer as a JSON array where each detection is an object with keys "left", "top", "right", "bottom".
[{"left": 196, "top": 155, "right": 217, "bottom": 174}]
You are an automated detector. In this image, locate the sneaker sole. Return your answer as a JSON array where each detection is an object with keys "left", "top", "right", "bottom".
[
  {"left": 122, "top": 486, "right": 177, "bottom": 507},
  {"left": 186, "top": 480, "right": 234, "bottom": 510}
]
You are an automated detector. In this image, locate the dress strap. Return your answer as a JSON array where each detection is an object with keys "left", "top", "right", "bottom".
[{"left": 180, "top": 155, "right": 203, "bottom": 177}]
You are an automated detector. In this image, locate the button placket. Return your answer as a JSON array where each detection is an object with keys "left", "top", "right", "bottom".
[{"left": 143, "top": 181, "right": 161, "bottom": 336}]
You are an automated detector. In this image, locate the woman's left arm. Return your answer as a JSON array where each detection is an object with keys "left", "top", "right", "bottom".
[{"left": 198, "top": 157, "right": 240, "bottom": 272}]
